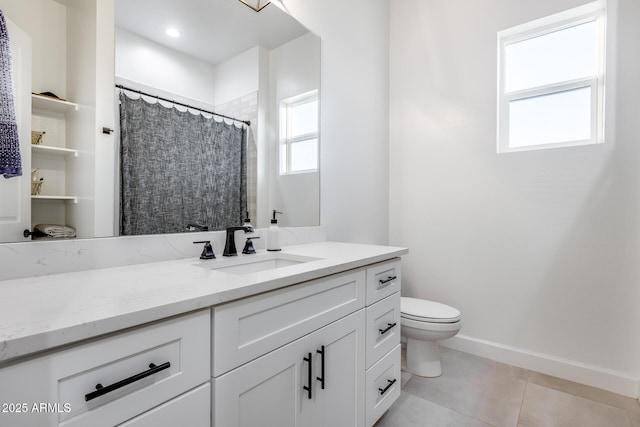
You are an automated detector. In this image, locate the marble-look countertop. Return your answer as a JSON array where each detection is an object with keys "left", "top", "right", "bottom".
[{"left": 0, "top": 241, "right": 407, "bottom": 364}]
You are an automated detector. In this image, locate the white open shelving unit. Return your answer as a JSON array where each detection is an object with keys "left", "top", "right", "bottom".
[{"left": 30, "top": 94, "right": 81, "bottom": 211}]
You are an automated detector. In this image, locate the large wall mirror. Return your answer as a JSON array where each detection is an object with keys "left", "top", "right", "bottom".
[{"left": 0, "top": 0, "right": 320, "bottom": 244}]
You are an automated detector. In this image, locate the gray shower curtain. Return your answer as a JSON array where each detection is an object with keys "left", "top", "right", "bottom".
[{"left": 119, "top": 92, "right": 247, "bottom": 235}]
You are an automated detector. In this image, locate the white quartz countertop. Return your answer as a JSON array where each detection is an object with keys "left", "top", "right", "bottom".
[{"left": 0, "top": 241, "right": 407, "bottom": 364}]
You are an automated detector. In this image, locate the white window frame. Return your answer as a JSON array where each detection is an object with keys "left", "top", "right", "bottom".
[
  {"left": 497, "top": 1, "right": 606, "bottom": 153},
  {"left": 279, "top": 90, "right": 319, "bottom": 175}
]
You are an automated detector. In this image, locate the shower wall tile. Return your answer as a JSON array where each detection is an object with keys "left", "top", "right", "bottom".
[{"left": 216, "top": 91, "right": 259, "bottom": 222}]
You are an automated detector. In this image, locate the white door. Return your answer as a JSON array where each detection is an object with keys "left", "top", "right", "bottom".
[
  {"left": 311, "top": 310, "right": 366, "bottom": 427},
  {"left": 213, "top": 310, "right": 366, "bottom": 427},
  {"left": 212, "top": 332, "right": 313, "bottom": 427},
  {"left": 0, "top": 17, "right": 31, "bottom": 242}
]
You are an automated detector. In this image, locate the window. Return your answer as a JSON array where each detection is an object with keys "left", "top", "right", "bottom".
[
  {"left": 497, "top": 1, "right": 606, "bottom": 153},
  {"left": 279, "top": 90, "right": 319, "bottom": 174}
]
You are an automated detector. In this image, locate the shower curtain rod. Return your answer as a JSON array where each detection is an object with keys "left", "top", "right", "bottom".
[{"left": 116, "top": 84, "right": 251, "bottom": 126}]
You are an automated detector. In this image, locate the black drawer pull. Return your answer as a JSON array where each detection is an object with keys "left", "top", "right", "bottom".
[
  {"left": 379, "top": 322, "right": 397, "bottom": 335},
  {"left": 85, "top": 362, "right": 171, "bottom": 402},
  {"left": 316, "top": 345, "right": 325, "bottom": 389},
  {"left": 303, "top": 353, "right": 312, "bottom": 400},
  {"left": 378, "top": 378, "right": 397, "bottom": 396},
  {"left": 378, "top": 276, "right": 397, "bottom": 286}
]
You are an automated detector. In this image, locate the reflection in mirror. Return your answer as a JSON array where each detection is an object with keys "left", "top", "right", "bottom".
[
  {"left": 0, "top": 0, "right": 319, "bottom": 243},
  {"left": 114, "top": 0, "right": 321, "bottom": 233}
]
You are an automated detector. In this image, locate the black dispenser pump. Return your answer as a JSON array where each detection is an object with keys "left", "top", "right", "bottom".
[
  {"left": 243, "top": 211, "right": 253, "bottom": 227},
  {"left": 271, "top": 210, "right": 282, "bottom": 224}
]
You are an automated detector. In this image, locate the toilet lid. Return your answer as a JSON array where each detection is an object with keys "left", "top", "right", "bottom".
[{"left": 401, "top": 297, "right": 461, "bottom": 323}]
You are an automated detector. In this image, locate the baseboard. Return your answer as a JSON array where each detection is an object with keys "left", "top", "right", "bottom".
[{"left": 440, "top": 334, "right": 639, "bottom": 399}]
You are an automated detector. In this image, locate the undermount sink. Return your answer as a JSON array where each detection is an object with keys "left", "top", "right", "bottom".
[{"left": 197, "top": 252, "right": 320, "bottom": 275}]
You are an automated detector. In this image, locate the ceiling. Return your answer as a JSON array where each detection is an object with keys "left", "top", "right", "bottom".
[{"left": 114, "top": 0, "right": 309, "bottom": 65}]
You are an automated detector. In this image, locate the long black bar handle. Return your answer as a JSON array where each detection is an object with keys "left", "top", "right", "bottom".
[
  {"left": 378, "top": 276, "right": 397, "bottom": 287},
  {"left": 378, "top": 378, "right": 397, "bottom": 396},
  {"left": 303, "top": 353, "right": 312, "bottom": 399},
  {"left": 379, "top": 322, "right": 397, "bottom": 335},
  {"left": 316, "top": 345, "right": 325, "bottom": 390},
  {"left": 85, "top": 362, "right": 171, "bottom": 402}
]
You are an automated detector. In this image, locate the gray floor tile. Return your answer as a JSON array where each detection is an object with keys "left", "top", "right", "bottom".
[
  {"left": 401, "top": 371, "right": 413, "bottom": 387},
  {"left": 517, "top": 383, "right": 632, "bottom": 427},
  {"left": 402, "top": 348, "right": 527, "bottom": 426},
  {"left": 375, "top": 391, "right": 494, "bottom": 427},
  {"left": 527, "top": 371, "right": 640, "bottom": 414}
]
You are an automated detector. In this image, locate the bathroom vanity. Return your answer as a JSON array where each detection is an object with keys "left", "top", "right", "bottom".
[{"left": 0, "top": 242, "right": 406, "bottom": 426}]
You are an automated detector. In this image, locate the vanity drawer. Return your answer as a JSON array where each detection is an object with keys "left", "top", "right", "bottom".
[
  {"left": 118, "top": 383, "right": 210, "bottom": 427},
  {"left": 365, "top": 344, "right": 401, "bottom": 427},
  {"left": 0, "top": 310, "right": 210, "bottom": 427},
  {"left": 213, "top": 268, "right": 365, "bottom": 376},
  {"left": 366, "top": 259, "right": 401, "bottom": 305},
  {"left": 366, "top": 292, "right": 401, "bottom": 369}
]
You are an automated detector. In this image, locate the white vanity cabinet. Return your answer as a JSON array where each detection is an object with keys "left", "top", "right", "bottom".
[
  {"left": 0, "top": 246, "right": 405, "bottom": 427},
  {"left": 213, "top": 310, "right": 365, "bottom": 427},
  {"left": 212, "top": 258, "right": 402, "bottom": 427},
  {"left": 364, "top": 259, "right": 402, "bottom": 427},
  {"left": 0, "top": 309, "right": 210, "bottom": 427}
]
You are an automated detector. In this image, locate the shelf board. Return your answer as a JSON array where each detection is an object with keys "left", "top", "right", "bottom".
[
  {"left": 31, "top": 94, "right": 79, "bottom": 114},
  {"left": 32, "top": 144, "right": 79, "bottom": 158},
  {"left": 31, "top": 195, "right": 78, "bottom": 204}
]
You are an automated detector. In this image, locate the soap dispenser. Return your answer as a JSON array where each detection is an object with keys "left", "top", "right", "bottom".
[
  {"left": 267, "top": 210, "right": 283, "bottom": 251},
  {"left": 243, "top": 211, "right": 254, "bottom": 231}
]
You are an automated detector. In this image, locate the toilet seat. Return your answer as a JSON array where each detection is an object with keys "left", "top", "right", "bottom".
[{"left": 401, "top": 297, "right": 461, "bottom": 323}]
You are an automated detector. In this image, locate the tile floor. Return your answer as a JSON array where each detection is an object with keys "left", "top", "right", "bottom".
[{"left": 375, "top": 347, "right": 640, "bottom": 427}]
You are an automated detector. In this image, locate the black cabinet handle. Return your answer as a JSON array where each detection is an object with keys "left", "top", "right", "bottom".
[
  {"left": 379, "top": 322, "right": 397, "bottom": 335},
  {"left": 378, "top": 276, "right": 397, "bottom": 287},
  {"left": 303, "top": 353, "right": 312, "bottom": 400},
  {"left": 85, "top": 362, "right": 170, "bottom": 402},
  {"left": 316, "top": 345, "right": 325, "bottom": 390},
  {"left": 378, "top": 378, "right": 397, "bottom": 396}
]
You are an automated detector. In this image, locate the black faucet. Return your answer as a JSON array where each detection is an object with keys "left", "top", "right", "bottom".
[
  {"left": 193, "top": 240, "right": 215, "bottom": 259},
  {"left": 242, "top": 237, "right": 260, "bottom": 254},
  {"left": 186, "top": 223, "right": 209, "bottom": 232},
  {"left": 223, "top": 226, "right": 254, "bottom": 256}
]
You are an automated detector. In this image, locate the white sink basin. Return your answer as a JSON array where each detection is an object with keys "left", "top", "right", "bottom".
[{"left": 197, "top": 252, "right": 320, "bottom": 275}]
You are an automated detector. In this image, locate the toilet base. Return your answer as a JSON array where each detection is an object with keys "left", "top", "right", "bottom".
[{"left": 406, "top": 337, "right": 442, "bottom": 377}]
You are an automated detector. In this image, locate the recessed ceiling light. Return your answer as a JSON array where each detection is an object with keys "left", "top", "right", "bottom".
[{"left": 165, "top": 28, "right": 180, "bottom": 38}]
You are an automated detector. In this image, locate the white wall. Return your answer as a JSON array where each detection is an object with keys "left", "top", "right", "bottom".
[
  {"left": 0, "top": 0, "right": 66, "bottom": 97},
  {"left": 269, "top": 32, "right": 320, "bottom": 227},
  {"left": 277, "top": 0, "right": 390, "bottom": 244},
  {"left": 390, "top": 0, "right": 640, "bottom": 397},
  {"left": 115, "top": 28, "right": 217, "bottom": 106},
  {"left": 213, "top": 46, "right": 260, "bottom": 106}
]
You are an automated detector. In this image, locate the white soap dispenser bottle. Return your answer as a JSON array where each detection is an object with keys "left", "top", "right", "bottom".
[
  {"left": 267, "top": 210, "right": 282, "bottom": 251},
  {"left": 243, "top": 211, "right": 254, "bottom": 232}
]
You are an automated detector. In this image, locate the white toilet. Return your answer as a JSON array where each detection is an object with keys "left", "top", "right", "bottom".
[{"left": 401, "top": 297, "right": 462, "bottom": 377}]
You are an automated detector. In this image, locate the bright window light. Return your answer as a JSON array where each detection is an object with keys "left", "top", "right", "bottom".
[
  {"left": 509, "top": 87, "right": 592, "bottom": 148},
  {"left": 280, "top": 91, "right": 319, "bottom": 174},
  {"left": 497, "top": 1, "right": 606, "bottom": 153},
  {"left": 505, "top": 21, "right": 598, "bottom": 93}
]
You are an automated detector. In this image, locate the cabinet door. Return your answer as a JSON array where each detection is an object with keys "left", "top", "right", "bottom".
[
  {"left": 213, "top": 310, "right": 365, "bottom": 427},
  {"left": 212, "top": 331, "right": 313, "bottom": 427},
  {"left": 310, "top": 310, "right": 365, "bottom": 427}
]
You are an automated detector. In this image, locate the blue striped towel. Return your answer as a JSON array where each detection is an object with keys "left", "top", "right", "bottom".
[{"left": 0, "top": 10, "right": 21, "bottom": 179}]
